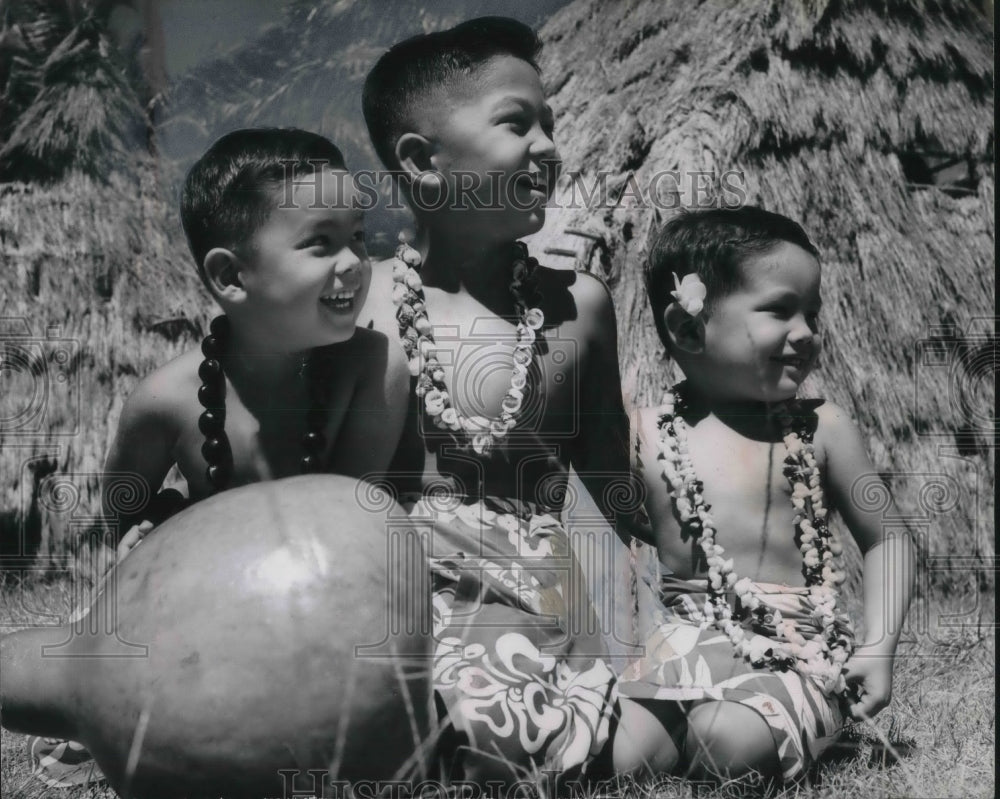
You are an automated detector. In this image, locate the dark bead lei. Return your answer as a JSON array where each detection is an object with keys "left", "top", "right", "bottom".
[{"left": 197, "top": 314, "right": 332, "bottom": 494}]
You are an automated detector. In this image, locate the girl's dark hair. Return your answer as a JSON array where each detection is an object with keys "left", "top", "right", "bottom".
[
  {"left": 363, "top": 17, "right": 541, "bottom": 170},
  {"left": 645, "top": 206, "right": 820, "bottom": 347},
  {"left": 181, "top": 127, "right": 347, "bottom": 281}
]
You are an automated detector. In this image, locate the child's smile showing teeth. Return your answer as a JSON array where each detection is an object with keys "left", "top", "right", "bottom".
[{"left": 321, "top": 290, "right": 357, "bottom": 312}]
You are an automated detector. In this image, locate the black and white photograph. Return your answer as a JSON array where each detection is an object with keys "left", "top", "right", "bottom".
[{"left": 0, "top": 1, "right": 994, "bottom": 797}]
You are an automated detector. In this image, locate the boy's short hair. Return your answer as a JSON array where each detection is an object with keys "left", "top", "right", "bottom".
[
  {"left": 645, "top": 206, "right": 820, "bottom": 347},
  {"left": 181, "top": 128, "right": 347, "bottom": 280},
  {"left": 362, "top": 17, "right": 541, "bottom": 170}
]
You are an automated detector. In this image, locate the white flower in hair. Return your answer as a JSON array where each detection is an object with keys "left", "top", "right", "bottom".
[{"left": 671, "top": 272, "right": 707, "bottom": 316}]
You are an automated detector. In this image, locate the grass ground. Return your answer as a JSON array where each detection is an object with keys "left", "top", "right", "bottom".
[{"left": 0, "top": 576, "right": 994, "bottom": 799}]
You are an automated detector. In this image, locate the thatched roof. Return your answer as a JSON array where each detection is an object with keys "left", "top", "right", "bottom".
[
  {"left": 0, "top": 167, "right": 209, "bottom": 566},
  {"left": 527, "top": 0, "right": 994, "bottom": 591},
  {"left": 0, "top": 6, "right": 148, "bottom": 182}
]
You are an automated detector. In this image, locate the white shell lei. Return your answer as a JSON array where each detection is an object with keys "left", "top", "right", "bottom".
[
  {"left": 657, "top": 385, "right": 853, "bottom": 695},
  {"left": 391, "top": 238, "right": 544, "bottom": 456}
]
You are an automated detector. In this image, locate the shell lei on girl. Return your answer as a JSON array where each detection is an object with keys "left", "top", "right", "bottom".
[
  {"left": 391, "top": 237, "right": 544, "bottom": 456},
  {"left": 657, "top": 384, "right": 854, "bottom": 696}
]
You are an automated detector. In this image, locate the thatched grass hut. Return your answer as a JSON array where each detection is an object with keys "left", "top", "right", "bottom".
[
  {"left": 0, "top": 168, "right": 209, "bottom": 568},
  {"left": 527, "top": 0, "right": 994, "bottom": 595},
  {"left": 0, "top": 2, "right": 209, "bottom": 568}
]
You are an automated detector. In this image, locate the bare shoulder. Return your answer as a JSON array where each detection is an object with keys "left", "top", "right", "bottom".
[
  {"left": 812, "top": 399, "right": 859, "bottom": 436},
  {"left": 536, "top": 267, "right": 614, "bottom": 335},
  {"left": 112, "top": 348, "right": 200, "bottom": 453},
  {"left": 125, "top": 349, "right": 200, "bottom": 420},
  {"left": 566, "top": 269, "right": 613, "bottom": 314},
  {"left": 567, "top": 269, "right": 613, "bottom": 306},
  {"left": 810, "top": 398, "right": 867, "bottom": 462}
]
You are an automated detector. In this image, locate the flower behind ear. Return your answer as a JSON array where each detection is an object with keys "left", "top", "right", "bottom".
[{"left": 670, "top": 272, "right": 707, "bottom": 316}]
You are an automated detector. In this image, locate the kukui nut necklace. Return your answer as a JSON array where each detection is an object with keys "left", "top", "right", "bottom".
[
  {"left": 657, "top": 383, "right": 854, "bottom": 695},
  {"left": 198, "top": 315, "right": 332, "bottom": 492},
  {"left": 391, "top": 237, "right": 544, "bottom": 457}
]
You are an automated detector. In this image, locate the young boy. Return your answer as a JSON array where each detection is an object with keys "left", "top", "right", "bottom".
[
  {"left": 103, "top": 127, "right": 409, "bottom": 542},
  {"left": 621, "top": 207, "right": 914, "bottom": 783},
  {"left": 361, "top": 16, "right": 676, "bottom": 788},
  {"left": 27, "top": 128, "right": 411, "bottom": 789}
]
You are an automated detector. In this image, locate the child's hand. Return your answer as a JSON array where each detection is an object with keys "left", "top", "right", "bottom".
[
  {"left": 116, "top": 520, "right": 154, "bottom": 561},
  {"left": 843, "top": 645, "right": 894, "bottom": 720}
]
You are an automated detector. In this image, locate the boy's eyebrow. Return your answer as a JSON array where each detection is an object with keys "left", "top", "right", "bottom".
[
  {"left": 293, "top": 210, "right": 364, "bottom": 235},
  {"left": 755, "top": 288, "right": 793, "bottom": 300},
  {"left": 755, "top": 288, "right": 817, "bottom": 303},
  {"left": 491, "top": 95, "right": 530, "bottom": 111},
  {"left": 491, "top": 96, "right": 553, "bottom": 117}
]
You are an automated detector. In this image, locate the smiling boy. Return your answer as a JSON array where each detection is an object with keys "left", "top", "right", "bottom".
[
  {"left": 103, "top": 128, "right": 408, "bottom": 535},
  {"left": 361, "top": 17, "right": 678, "bottom": 788},
  {"left": 362, "top": 17, "right": 632, "bottom": 527},
  {"left": 623, "top": 207, "right": 914, "bottom": 784}
]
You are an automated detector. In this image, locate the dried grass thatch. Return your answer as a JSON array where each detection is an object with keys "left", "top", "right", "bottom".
[
  {"left": 527, "top": 0, "right": 994, "bottom": 595},
  {"left": 0, "top": 3, "right": 149, "bottom": 183},
  {"left": 0, "top": 165, "right": 210, "bottom": 569}
]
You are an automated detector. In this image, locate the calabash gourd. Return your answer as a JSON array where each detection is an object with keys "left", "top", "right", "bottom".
[{"left": 1, "top": 475, "right": 433, "bottom": 798}]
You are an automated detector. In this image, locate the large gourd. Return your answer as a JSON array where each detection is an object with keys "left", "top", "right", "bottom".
[{"left": 1, "top": 475, "right": 432, "bottom": 798}]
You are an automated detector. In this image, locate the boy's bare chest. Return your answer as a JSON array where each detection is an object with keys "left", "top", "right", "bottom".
[
  {"left": 642, "top": 414, "right": 812, "bottom": 581},
  {"left": 175, "top": 376, "right": 353, "bottom": 494},
  {"left": 419, "top": 293, "right": 580, "bottom": 433}
]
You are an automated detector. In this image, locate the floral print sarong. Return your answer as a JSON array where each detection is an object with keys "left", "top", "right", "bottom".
[
  {"left": 618, "top": 573, "right": 856, "bottom": 782},
  {"left": 405, "top": 495, "right": 617, "bottom": 785}
]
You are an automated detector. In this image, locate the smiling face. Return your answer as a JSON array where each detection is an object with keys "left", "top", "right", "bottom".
[
  {"left": 420, "top": 55, "right": 561, "bottom": 242},
  {"left": 698, "top": 242, "right": 822, "bottom": 403},
  {"left": 237, "top": 170, "right": 370, "bottom": 351}
]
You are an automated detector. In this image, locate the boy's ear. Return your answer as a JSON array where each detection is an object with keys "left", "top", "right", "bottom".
[
  {"left": 395, "top": 133, "right": 435, "bottom": 182},
  {"left": 202, "top": 248, "right": 245, "bottom": 302},
  {"left": 664, "top": 304, "right": 705, "bottom": 354}
]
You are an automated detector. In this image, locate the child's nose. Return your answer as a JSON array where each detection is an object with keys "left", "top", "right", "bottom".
[
  {"left": 788, "top": 314, "right": 816, "bottom": 344},
  {"left": 531, "top": 125, "right": 559, "bottom": 160},
  {"left": 533, "top": 140, "right": 561, "bottom": 186},
  {"left": 334, "top": 248, "right": 365, "bottom": 282}
]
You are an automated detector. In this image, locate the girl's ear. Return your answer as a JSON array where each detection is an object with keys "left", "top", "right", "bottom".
[
  {"left": 203, "top": 248, "right": 245, "bottom": 303},
  {"left": 664, "top": 304, "right": 705, "bottom": 354},
  {"left": 395, "top": 133, "right": 435, "bottom": 183}
]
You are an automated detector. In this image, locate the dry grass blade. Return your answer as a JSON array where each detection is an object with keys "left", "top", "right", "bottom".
[{"left": 120, "top": 705, "right": 151, "bottom": 799}]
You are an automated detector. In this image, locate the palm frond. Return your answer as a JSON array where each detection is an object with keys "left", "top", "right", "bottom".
[
  {"left": 0, "top": 1, "right": 147, "bottom": 183},
  {"left": 0, "top": 23, "right": 145, "bottom": 181}
]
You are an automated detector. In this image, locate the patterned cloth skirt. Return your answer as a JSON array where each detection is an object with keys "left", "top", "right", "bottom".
[
  {"left": 403, "top": 494, "right": 619, "bottom": 786},
  {"left": 618, "top": 573, "right": 856, "bottom": 782}
]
